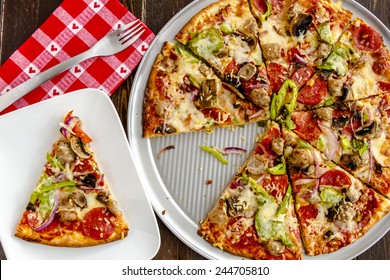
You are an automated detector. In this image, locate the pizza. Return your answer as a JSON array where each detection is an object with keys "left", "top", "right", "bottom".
[
  {"left": 283, "top": 127, "right": 390, "bottom": 255},
  {"left": 143, "top": 41, "right": 268, "bottom": 137},
  {"left": 199, "top": 121, "right": 303, "bottom": 259},
  {"left": 290, "top": 97, "right": 390, "bottom": 199},
  {"left": 15, "top": 111, "right": 129, "bottom": 247},
  {"left": 141, "top": 0, "right": 390, "bottom": 259},
  {"left": 175, "top": 0, "right": 272, "bottom": 110}
]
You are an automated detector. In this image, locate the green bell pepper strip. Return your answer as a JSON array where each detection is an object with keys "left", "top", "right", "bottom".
[
  {"left": 270, "top": 79, "right": 298, "bottom": 120},
  {"left": 174, "top": 43, "right": 200, "bottom": 64},
  {"left": 46, "top": 153, "right": 65, "bottom": 171},
  {"left": 297, "top": 138, "right": 312, "bottom": 149},
  {"left": 284, "top": 113, "right": 296, "bottom": 130},
  {"left": 254, "top": 184, "right": 295, "bottom": 247},
  {"left": 320, "top": 187, "right": 342, "bottom": 205},
  {"left": 30, "top": 181, "right": 77, "bottom": 204},
  {"left": 276, "top": 184, "right": 292, "bottom": 216},
  {"left": 319, "top": 43, "right": 352, "bottom": 76},
  {"left": 249, "top": 177, "right": 275, "bottom": 203},
  {"left": 199, "top": 145, "right": 228, "bottom": 165},
  {"left": 318, "top": 21, "right": 333, "bottom": 44},
  {"left": 188, "top": 28, "right": 224, "bottom": 58},
  {"left": 267, "top": 163, "right": 286, "bottom": 175}
]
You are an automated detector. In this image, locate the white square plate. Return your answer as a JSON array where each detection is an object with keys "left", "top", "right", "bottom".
[{"left": 0, "top": 89, "right": 160, "bottom": 259}]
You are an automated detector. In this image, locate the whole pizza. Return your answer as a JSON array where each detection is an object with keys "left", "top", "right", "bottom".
[{"left": 142, "top": 0, "right": 390, "bottom": 259}]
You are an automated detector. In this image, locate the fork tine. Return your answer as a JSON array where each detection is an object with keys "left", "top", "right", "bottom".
[
  {"left": 115, "top": 19, "right": 140, "bottom": 34},
  {"left": 119, "top": 21, "right": 143, "bottom": 41},
  {"left": 120, "top": 29, "right": 145, "bottom": 47},
  {"left": 119, "top": 23, "right": 145, "bottom": 44}
]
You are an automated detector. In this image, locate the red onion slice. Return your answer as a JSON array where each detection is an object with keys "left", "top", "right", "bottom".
[
  {"left": 293, "top": 53, "right": 308, "bottom": 66},
  {"left": 34, "top": 190, "right": 60, "bottom": 232},
  {"left": 223, "top": 147, "right": 247, "bottom": 155},
  {"left": 248, "top": 110, "right": 265, "bottom": 120}
]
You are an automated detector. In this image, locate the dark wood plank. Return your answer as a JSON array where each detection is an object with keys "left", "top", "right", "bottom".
[{"left": 0, "top": 0, "right": 389, "bottom": 261}]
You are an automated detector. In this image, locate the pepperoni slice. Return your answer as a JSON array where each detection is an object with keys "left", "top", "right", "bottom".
[
  {"left": 267, "top": 62, "right": 288, "bottom": 93},
  {"left": 353, "top": 24, "right": 382, "bottom": 52},
  {"left": 298, "top": 204, "right": 318, "bottom": 224},
  {"left": 252, "top": 0, "right": 269, "bottom": 14},
  {"left": 290, "top": 67, "right": 315, "bottom": 89},
  {"left": 297, "top": 77, "right": 327, "bottom": 106},
  {"left": 82, "top": 207, "right": 116, "bottom": 240},
  {"left": 372, "top": 57, "right": 390, "bottom": 76},
  {"left": 291, "top": 111, "right": 321, "bottom": 142},
  {"left": 379, "top": 81, "right": 390, "bottom": 93},
  {"left": 319, "top": 170, "right": 352, "bottom": 187},
  {"left": 262, "top": 174, "right": 289, "bottom": 199}
]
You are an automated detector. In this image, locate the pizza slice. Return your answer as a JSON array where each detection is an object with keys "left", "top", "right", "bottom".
[
  {"left": 251, "top": 0, "right": 352, "bottom": 94},
  {"left": 198, "top": 121, "right": 303, "bottom": 259},
  {"left": 287, "top": 97, "right": 390, "bottom": 198},
  {"left": 142, "top": 41, "right": 268, "bottom": 137},
  {"left": 315, "top": 17, "right": 390, "bottom": 106},
  {"left": 15, "top": 111, "right": 129, "bottom": 247},
  {"left": 283, "top": 127, "right": 390, "bottom": 256},
  {"left": 175, "top": 0, "right": 272, "bottom": 109}
]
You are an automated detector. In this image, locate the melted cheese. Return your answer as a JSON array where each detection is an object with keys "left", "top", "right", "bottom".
[
  {"left": 371, "top": 131, "right": 388, "bottom": 166},
  {"left": 350, "top": 63, "right": 378, "bottom": 100}
]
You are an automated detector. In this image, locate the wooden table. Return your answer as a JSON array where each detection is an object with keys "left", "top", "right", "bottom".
[{"left": 0, "top": 0, "right": 389, "bottom": 260}]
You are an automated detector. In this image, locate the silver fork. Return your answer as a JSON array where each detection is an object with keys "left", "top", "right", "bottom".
[{"left": 0, "top": 20, "right": 145, "bottom": 112}]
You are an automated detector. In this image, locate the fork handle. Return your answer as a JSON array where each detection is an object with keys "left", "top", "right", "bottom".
[{"left": 0, "top": 49, "right": 94, "bottom": 112}]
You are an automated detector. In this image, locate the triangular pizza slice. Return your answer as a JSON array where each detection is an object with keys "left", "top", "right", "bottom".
[
  {"left": 287, "top": 96, "right": 390, "bottom": 199},
  {"left": 282, "top": 126, "right": 390, "bottom": 255},
  {"left": 175, "top": 0, "right": 272, "bottom": 110},
  {"left": 198, "top": 121, "right": 303, "bottom": 259},
  {"left": 251, "top": 0, "right": 352, "bottom": 96},
  {"left": 142, "top": 41, "right": 268, "bottom": 137},
  {"left": 15, "top": 111, "right": 129, "bottom": 247}
]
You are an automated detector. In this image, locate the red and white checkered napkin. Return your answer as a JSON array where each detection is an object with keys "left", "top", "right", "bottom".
[{"left": 0, "top": 0, "right": 154, "bottom": 115}]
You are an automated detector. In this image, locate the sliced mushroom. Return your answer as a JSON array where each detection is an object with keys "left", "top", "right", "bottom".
[
  {"left": 290, "top": 14, "right": 313, "bottom": 37},
  {"left": 71, "top": 189, "right": 87, "bottom": 209},
  {"left": 195, "top": 79, "right": 218, "bottom": 109},
  {"left": 69, "top": 137, "right": 91, "bottom": 158},
  {"left": 238, "top": 63, "right": 257, "bottom": 81},
  {"left": 154, "top": 123, "right": 177, "bottom": 135},
  {"left": 354, "top": 121, "right": 378, "bottom": 139},
  {"left": 226, "top": 196, "right": 244, "bottom": 217},
  {"left": 96, "top": 193, "right": 109, "bottom": 204},
  {"left": 332, "top": 115, "right": 350, "bottom": 129},
  {"left": 222, "top": 82, "right": 245, "bottom": 99},
  {"left": 340, "top": 153, "right": 362, "bottom": 171}
]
